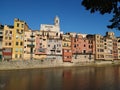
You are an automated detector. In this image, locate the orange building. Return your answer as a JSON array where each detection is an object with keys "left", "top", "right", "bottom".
[{"left": 62, "top": 34, "right": 72, "bottom": 62}]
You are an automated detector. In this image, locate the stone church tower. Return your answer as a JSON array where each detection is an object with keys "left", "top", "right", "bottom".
[{"left": 54, "top": 16, "right": 60, "bottom": 26}]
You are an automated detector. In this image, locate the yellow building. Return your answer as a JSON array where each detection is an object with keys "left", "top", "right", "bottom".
[
  {"left": 12, "top": 18, "right": 29, "bottom": 60},
  {"left": 117, "top": 38, "right": 120, "bottom": 59},
  {"left": 24, "top": 30, "right": 36, "bottom": 60},
  {"left": 62, "top": 34, "right": 71, "bottom": 50},
  {"left": 95, "top": 34, "right": 104, "bottom": 60}
]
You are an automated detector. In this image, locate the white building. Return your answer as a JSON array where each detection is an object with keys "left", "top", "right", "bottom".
[{"left": 40, "top": 16, "right": 60, "bottom": 33}]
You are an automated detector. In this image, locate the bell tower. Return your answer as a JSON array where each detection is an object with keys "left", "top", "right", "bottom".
[{"left": 54, "top": 16, "right": 60, "bottom": 26}]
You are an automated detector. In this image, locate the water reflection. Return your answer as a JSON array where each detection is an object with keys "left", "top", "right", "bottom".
[{"left": 0, "top": 66, "right": 120, "bottom": 90}]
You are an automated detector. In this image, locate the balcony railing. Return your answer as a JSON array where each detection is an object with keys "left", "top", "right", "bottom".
[
  {"left": 27, "top": 38, "right": 35, "bottom": 42},
  {"left": 30, "top": 34, "right": 35, "bottom": 37},
  {"left": 27, "top": 44, "right": 35, "bottom": 47}
]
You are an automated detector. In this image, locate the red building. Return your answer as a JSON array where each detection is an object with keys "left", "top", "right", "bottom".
[
  {"left": 62, "top": 49, "right": 72, "bottom": 62},
  {"left": 72, "top": 34, "right": 95, "bottom": 54},
  {"left": 2, "top": 48, "right": 12, "bottom": 61}
]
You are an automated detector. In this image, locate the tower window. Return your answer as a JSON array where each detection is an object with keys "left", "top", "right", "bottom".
[{"left": 16, "top": 42, "right": 19, "bottom": 45}]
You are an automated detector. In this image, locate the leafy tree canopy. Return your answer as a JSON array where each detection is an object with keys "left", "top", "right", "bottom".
[{"left": 82, "top": 0, "right": 120, "bottom": 30}]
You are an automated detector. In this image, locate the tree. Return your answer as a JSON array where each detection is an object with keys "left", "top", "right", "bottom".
[{"left": 82, "top": 0, "right": 120, "bottom": 30}]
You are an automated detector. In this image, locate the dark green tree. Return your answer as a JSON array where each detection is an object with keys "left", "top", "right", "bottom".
[{"left": 82, "top": 0, "right": 120, "bottom": 30}]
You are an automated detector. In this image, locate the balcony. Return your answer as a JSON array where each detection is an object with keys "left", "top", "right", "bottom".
[
  {"left": 27, "top": 38, "right": 35, "bottom": 42},
  {"left": 38, "top": 48, "right": 46, "bottom": 53},
  {"left": 27, "top": 44, "right": 35, "bottom": 47},
  {"left": 35, "top": 48, "right": 46, "bottom": 54},
  {"left": 30, "top": 34, "right": 35, "bottom": 37},
  {"left": 52, "top": 47, "right": 56, "bottom": 50}
]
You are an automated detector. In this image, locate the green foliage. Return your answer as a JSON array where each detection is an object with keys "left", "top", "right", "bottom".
[{"left": 82, "top": 0, "right": 120, "bottom": 30}]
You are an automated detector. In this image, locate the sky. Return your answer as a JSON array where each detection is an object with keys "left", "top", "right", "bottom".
[{"left": 1, "top": 0, "right": 120, "bottom": 36}]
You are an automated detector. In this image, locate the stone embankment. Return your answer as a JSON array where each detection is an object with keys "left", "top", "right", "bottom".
[{"left": 0, "top": 59, "right": 120, "bottom": 70}]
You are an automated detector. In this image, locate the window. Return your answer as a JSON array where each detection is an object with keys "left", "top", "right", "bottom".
[
  {"left": 15, "top": 54, "right": 18, "bottom": 58},
  {"left": 67, "top": 43, "right": 69, "bottom": 46},
  {"left": 57, "top": 50, "right": 61, "bottom": 53},
  {"left": 9, "top": 42, "right": 11, "bottom": 46},
  {"left": 20, "top": 36, "right": 23, "bottom": 40},
  {"left": 16, "top": 42, "right": 19, "bottom": 45},
  {"left": 16, "top": 35, "right": 19, "bottom": 39},
  {"left": 21, "top": 30, "right": 23, "bottom": 33},
  {"left": 5, "top": 37, "right": 8, "bottom": 39},
  {"left": 74, "top": 39, "right": 76, "bottom": 42},
  {"left": 83, "top": 50, "right": 86, "bottom": 53},
  {"left": 5, "top": 42, "right": 7, "bottom": 46},
  {"left": 84, "top": 44, "right": 86, "bottom": 47},
  {"left": 59, "top": 44, "right": 61, "bottom": 47},
  {"left": 89, "top": 40, "right": 90, "bottom": 43},
  {"left": 10, "top": 31, "right": 12, "bottom": 34},
  {"left": 9, "top": 37, "right": 12, "bottom": 40},
  {"left": 20, "top": 48, "right": 23, "bottom": 52},
  {"left": 64, "top": 56, "right": 67, "bottom": 59},
  {"left": 16, "top": 29, "right": 19, "bottom": 33},
  {"left": 21, "top": 24, "right": 24, "bottom": 28},
  {"left": 43, "top": 39, "right": 46, "bottom": 41},
  {"left": 15, "top": 48, "right": 18, "bottom": 52},
  {"left": 17, "top": 23, "right": 19, "bottom": 27},
  {"left": 48, "top": 45, "right": 50, "bottom": 47},
  {"left": 20, "top": 42, "right": 23, "bottom": 46},
  {"left": 5, "top": 30, "right": 8, "bottom": 35},
  {"left": 20, "top": 54, "right": 22, "bottom": 58},
  {"left": 65, "top": 50, "right": 67, "bottom": 52},
  {"left": 89, "top": 45, "right": 91, "bottom": 48},
  {"left": 64, "top": 43, "right": 67, "bottom": 46},
  {"left": 53, "top": 45, "right": 56, "bottom": 48}
]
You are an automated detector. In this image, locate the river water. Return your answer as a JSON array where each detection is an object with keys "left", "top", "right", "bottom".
[{"left": 0, "top": 65, "right": 120, "bottom": 90}]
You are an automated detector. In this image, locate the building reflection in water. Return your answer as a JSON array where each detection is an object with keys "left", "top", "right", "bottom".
[{"left": 0, "top": 66, "right": 120, "bottom": 90}]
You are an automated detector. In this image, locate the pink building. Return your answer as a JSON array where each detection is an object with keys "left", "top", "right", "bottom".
[
  {"left": 34, "top": 32, "right": 47, "bottom": 59},
  {"left": 72, "top": 34, "right": 93, "bottom": 54},
  {"left": 72, "top": 34, "right": 95, "bottom": 62}
]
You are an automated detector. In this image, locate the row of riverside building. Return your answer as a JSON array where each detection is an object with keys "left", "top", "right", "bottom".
[{"left": 0, "top": 16, "right": 120, "bottom": 63}]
